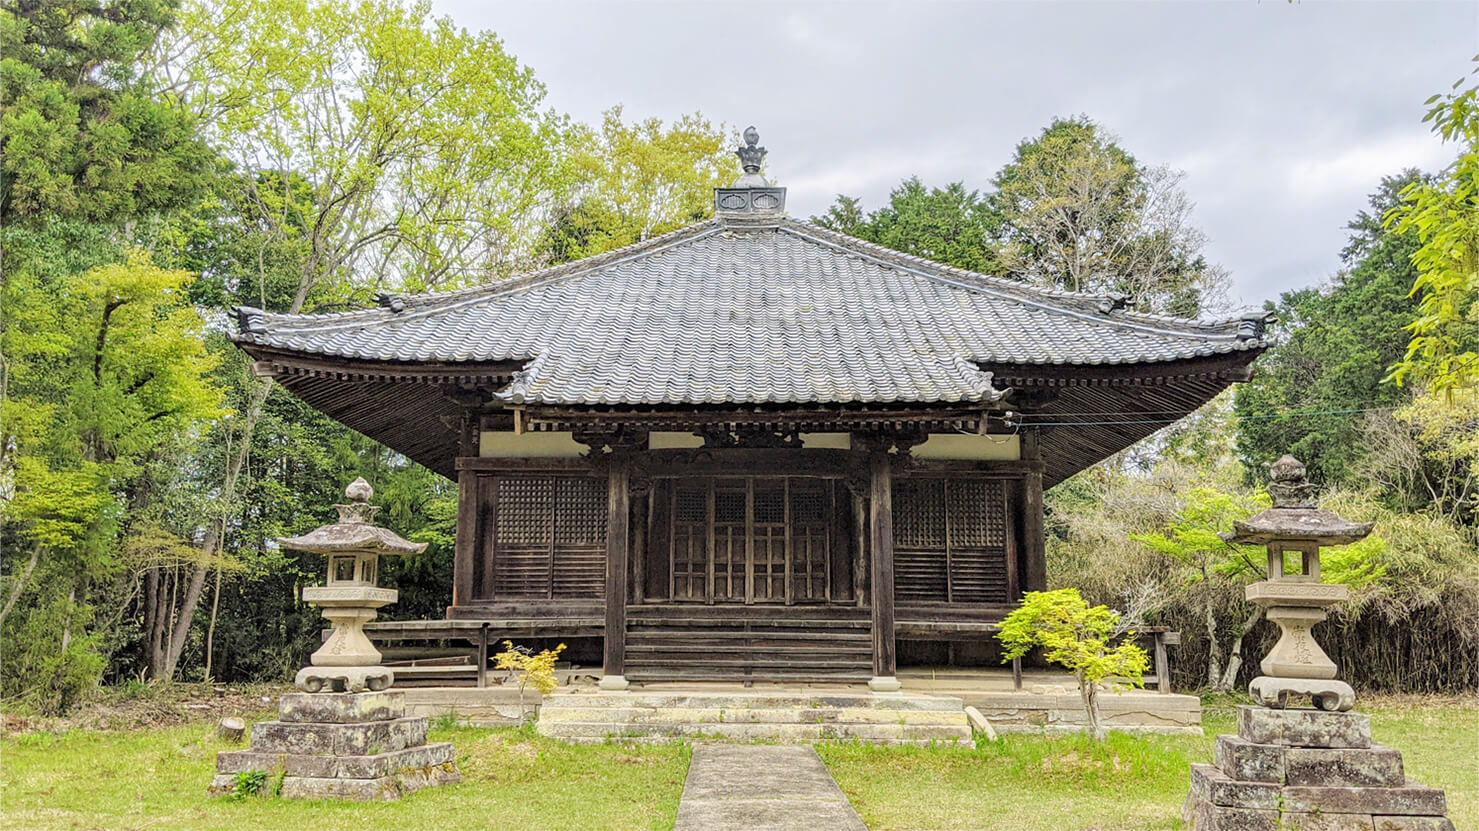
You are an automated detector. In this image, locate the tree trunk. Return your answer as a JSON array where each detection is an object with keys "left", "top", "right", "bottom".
[
  {"left": 1218, "top": 606, "right": 1265, "bottom": 691},
  {"left": 1078, "top": 670, "right": 1105, "bottom": 741},
  {"left": 1203, "top": 572, "right": 1223, "bottom": 690},
  {"left": 204, "top": 562, "right": 223, "bottom": 682},
  {"left": 0, "top": 541, "right": 41, "bottom": 626},
  {"left": 148, "top": 569, "right": 168, "bottom": 679},
  {"left": 59, "top": 585, "right": 77, "bottom": 652},
  {"left": 159, "top": 376, "right": 272, "bottom": 680}
]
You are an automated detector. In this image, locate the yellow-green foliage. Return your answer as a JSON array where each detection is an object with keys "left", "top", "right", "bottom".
[
  {"left": 495, "top": 641, "right": 567, "bottom": 697},
  {"left": 997, "top": 589, "right": 1149, "bottom": 691},
  {"left": 1384, "top": 59, "right": 1479, "bottom": 392}
]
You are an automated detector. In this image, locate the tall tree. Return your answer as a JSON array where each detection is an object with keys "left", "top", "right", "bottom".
[
  {"left": 988, "top": 116, "right": 1222, "bottom": 316},
  {"left": 135, "top": 0, "right": 574, "bottom": 680},
  {"left": 0, "top": 243, "right": 223, "bottom": 711},
  {"left": 0, "top": 0, "right": 214, "bottom": 224},
  {"left": 813, "top": 178, "right": 999, "bottom": 273},
  {"left": 1234, "top": 173, "right": 1424, "bottom": 488},
  {"left": 540, "top": 106, "right": 731, "bottom": 264},
  {"left": 1384, "top": 60, "right": 1479, "bottom": 393}
]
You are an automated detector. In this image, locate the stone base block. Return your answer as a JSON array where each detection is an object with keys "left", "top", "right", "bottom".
[
  {"left": 1215, "top": 734, "right": 1406, "bottom": 788},
  {"left": 215, "top": 741, "right": 455, "bottom": 779},
  {"left": 1216, "top": 734, "right": 1285, "bottom": 783},
  {"left": 278, "top": 691, "right": 404, "bottom": 724},
  {"left": 1286, "top": 746, "right": 1405, "bottom": 788},
  {"left": 1189, "top": 763, "right": 1280, "bottom": 809},
  {"left": 209, "top": 761, "right": 459, "bottom": 801},
  {"left": 1278, "top": 811, "right": 1382, "bottom": 830},
  {"left": 1251, "top": 676, "right": 1356, "bottom": 712},
  {"left": 1372, "top": 817, "right": 1457, "bottom": 831},
  {"left": 295, "top": 664, "right": 392, "bottom": 694},
  {"left": 1185, "top": 798, "right": 1278, "bottom": 831},
  {"left": 1238, "top": 705, "right": 1371, "bottom": 748},
  {"left": 1283, "top": 784, "right": 1447, "bottom": 817},
  {"left": 250, "top": 716, "right": 427, "bottom": 756}
]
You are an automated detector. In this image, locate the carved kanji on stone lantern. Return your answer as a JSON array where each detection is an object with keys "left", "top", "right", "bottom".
[
  {"left": 279, "top": 478, "right": 427, "bottom": 693},
  {"left": 1225, "top": 456, "right": 1373, "bottom": 711}
]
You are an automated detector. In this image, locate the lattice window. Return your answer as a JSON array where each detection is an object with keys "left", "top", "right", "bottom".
[
  {"left": 754, "top": 488, "right": 785, "bottom": 524},
  {"left": 893, "top": 477, "right": 1010, "bottom": 604},
  {"left": 948, "top": 480, "right": 1005, "bottom": 548},
  {"left": 498, "top": 477, "right": 553, "bottom": 545},
  {"left": 675, "top": 488, "right": 707, "bottom": 523},
  {"left": 715, "top": 490, "right": 746, "bottom": 524},
  {"left": 555, "top": 478, "right": 606, "bottom": 545},
  {"left": 893, "top": 480, "right": 946, "bottom": 548},
  {"left": 790, "top": 487, "right": 826, "bottom": 524},
  {"left": 492, "top": 475, "right": 605, "bottom": 599}
]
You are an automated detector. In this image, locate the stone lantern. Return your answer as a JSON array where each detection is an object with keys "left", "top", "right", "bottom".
[
  {"left": 1222, "top": 455, "right": 1372, "bottom": 712},
  {"left": 279, "top": 477, "right": 426, "bottom": 693},
  {"left": 1183, "top": 456, "right": 1453, "bottom": 830}
]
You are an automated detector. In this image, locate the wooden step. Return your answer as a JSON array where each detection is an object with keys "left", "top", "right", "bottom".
[{"left": 624, "top": 644, "right": 871, "bottom": 656}]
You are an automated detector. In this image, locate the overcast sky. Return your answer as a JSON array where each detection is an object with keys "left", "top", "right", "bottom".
[{"left": 436, "top": 0, "right": 1474, "bottom": 310}]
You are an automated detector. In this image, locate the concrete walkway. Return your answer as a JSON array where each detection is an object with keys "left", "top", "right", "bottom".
[{"left": 673, "top": 744, "right": 867, "bottom": 831}]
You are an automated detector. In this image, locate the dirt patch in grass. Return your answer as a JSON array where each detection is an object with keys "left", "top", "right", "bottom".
[{"left": 1, "top": 683, "right": 283, "bottom": 736}]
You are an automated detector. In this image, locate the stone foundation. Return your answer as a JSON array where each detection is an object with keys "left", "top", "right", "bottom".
[
  {"left": 209, "top": 691, "right": 459, "bottom": 800},
  {"left": 1184, "top": 706, "right": 1453, "bottom": 831}
]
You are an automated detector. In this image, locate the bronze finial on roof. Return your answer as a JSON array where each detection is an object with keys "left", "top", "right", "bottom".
[
  {"left": 717, "top": 124, "right": 786, "bottom": 214},
  {"left": 734, "top": 126, "right": 768, "bottom": 186}
]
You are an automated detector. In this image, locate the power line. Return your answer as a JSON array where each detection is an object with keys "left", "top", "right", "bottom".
[{"left": 1009, "top": 405, "right": 1403, "bottom": 429}]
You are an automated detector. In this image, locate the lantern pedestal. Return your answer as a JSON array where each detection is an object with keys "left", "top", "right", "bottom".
[
  {"left": 211, "top": 692, "right": 459, "bottom": 800},
  {"left": 299, "top": 584, "right": 397, "bottom": 692}
]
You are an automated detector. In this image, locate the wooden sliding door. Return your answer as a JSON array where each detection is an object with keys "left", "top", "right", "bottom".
[{"left": 652, "top": 476, "right": 845, "bottom": 605}]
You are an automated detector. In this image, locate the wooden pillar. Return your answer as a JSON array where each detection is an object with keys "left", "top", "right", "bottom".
[
  {"left": 600, "top": 454, "right": 632, "bottom": 690},
  {"left": 476, "top": 623, "right": 490, "bottom": 689},
  {"left": 451, "top": 467, "right": 477, "bottom": 611},
  {"left": 450, "top": 416, "right": 479, "bottom": 613},
  {"left": 867, "top": 449, "right": 899, "bottom": 691},
  {"left": 1021, "top": 430, "right": 1047, "bottom": 593}
]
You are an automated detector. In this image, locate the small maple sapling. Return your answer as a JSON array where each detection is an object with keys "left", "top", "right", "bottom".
[{"left": 996, "top": 588, "right": 1150, "bottom": 740}]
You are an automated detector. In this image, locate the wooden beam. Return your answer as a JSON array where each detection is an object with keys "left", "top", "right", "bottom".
[
  {"left": 1020, "top": 431, "right": 1047, "bottom": 593},
  {"left": 451, "top": 469, "right": 478, "bottom": 610},
  {"left": 868, "top": 450, "right": 897, "bottom": 684},
  {"left": 602, "top": 454, "right": 632, "bottom": 685}
]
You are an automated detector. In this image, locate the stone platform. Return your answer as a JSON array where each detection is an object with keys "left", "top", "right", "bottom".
[
  {"left": 536, "top": 690, "right": 974, "bottom": 745},
  {"left": 400, "top": 667, "right": 1200, "bottom": 736},
  {"left": 1184, "top": 705, "right": 1453, "bottom": 830},
  {"left": 209, "top": 691, "right": 459, "bottom": 800}
]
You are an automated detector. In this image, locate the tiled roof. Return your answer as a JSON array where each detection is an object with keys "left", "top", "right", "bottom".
[{"left": 234, "top": 216, "right": 1267, "bottom": 408}]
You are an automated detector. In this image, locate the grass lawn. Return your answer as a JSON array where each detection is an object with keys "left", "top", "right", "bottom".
[
  {"left": 818, "top": 696, "right": 1479, "bottom": 831},
  {"left": 0, "top": 720, "right": 690, "bottom": 831},
  {"left": 1, "top": 696, "right": 1472, "bottom": 831}
]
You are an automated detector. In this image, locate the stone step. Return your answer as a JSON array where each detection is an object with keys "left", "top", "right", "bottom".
[
  {"left": 538, "top": 706, "right": 968, "bottom": 726},
  {"left": 541, "top": 692, "right": 964, "bottom": 711},
  {"left": 216, "top": 741, "right": 455, "bottom": 779},
  {"left": 1236, "top": 704, "right": 1371, "bottom": 749},
  {"left": 1216, "top": 734, "right": 1406, "bottom": 787},
  {"left": 250, "top": 716, "right": 428, "bottom": 756},
  {"left": 535, "top": 719, "right": 972, "bottom": 744}
]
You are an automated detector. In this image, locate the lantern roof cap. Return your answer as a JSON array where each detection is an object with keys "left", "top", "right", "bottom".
[
  {"left": 278, "top": 478, "right": 428, "bottom": 557},
  {"left": 1222, "top": 456, "right": 1374, "bottom": 546}
]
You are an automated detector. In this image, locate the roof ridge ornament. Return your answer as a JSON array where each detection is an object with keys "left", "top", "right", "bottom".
[
  {"left": 734, "top": 126, "right": 768, "bottom": 185},
  {"left": 716, "top": 124, "right": 786, "bottom": 216}
]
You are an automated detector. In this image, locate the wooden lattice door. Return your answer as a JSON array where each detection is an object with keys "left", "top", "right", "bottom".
[{"left": 662, "top": 477, "right": 837, "bottom": 604}]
